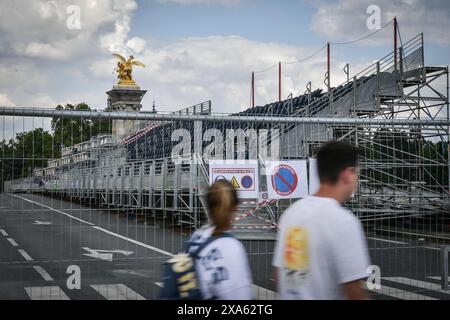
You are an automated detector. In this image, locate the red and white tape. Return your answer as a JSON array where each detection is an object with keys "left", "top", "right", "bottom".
[{"left": 233, "top": 199, "right": 276, "bottom": 225}]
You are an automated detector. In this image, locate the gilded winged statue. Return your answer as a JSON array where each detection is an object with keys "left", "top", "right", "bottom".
[{"left": 113, "top": 54, "right": 145, "bottom": 85}]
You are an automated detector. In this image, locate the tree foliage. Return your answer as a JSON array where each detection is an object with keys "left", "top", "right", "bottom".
[
  {"left": 1, "top": 104, "right": 112, "bottom": 185},
  {"left": 51, "top": 103, "right": 112, "bottom": 158}
]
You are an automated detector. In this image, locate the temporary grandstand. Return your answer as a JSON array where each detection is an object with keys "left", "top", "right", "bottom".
[{"left": 2, "top": 29, "right": 449, "bottom": 241}]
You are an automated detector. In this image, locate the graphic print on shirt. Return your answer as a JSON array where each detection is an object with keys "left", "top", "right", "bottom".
[
  {"left": 283, "top": 226, "right": 310, "bottom": 292},
  {"left": 200, "top": 247, "right": 229, "bottom": 285}
]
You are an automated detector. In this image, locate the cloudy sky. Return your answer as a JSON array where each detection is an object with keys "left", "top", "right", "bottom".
[{"left": 0, "top": 0, "right": 449, "bottom": 115}]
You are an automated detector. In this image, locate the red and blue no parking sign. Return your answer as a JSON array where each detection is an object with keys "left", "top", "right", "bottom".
[
  {"left": 266, "top": 161, "right": 308, "bottom": 199},
  {"left": 271, "top": 164, "right": 298, "bottom": 196},
  {"left": 241, "top": 175, "right": 253, "bottom": 189}
]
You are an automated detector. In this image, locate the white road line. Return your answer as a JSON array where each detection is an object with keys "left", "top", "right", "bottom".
[
  {"left": 252, "top": 284, "right": 278, "bottom": 300},
  {"left": 11, "top": 195, "right": 94, "bottom": 226},
  {"left": 25, "top": 286, "right": 69, "bottom": 300},
  {"left": 92, "top": 226, "right": 173, "bottom": 257},
  {"left": 11, "top": 194, "right": 171, "bottom": 256},
  {"left": 10, "top": 194, "right": 276, "bottom": 297},
  {"left": 6, "top": 237, "right": 18, "bottom": 247},
  {"left": 423, "top": 246, "right": 440, "bottom": 251},
  {"left": 373, "top": 229, "right": 450, "bottom": 241},
  {"left": 428, "top": 276, "right": 450, "bottom": 282},
  {"left": 369, "top": 285, "right": 436, "bottom": 300},
  {"left": 113, "top": 269, "right": 150, "bottom": 277},
  {"left": 18, "top": 249, "right": 34, "bottom": 261},
  {"left": 33, "top": 266, "right": 54, "bottom": 281},
  {"left": 154, "top": 282, "right": 276, "bottom": 300},
  {"left": 0, "top": 229, "right": 8, "bottom": 236},
  {"left": 384, "top": 277, "right": 450, "bottom": 294},
  {"left": 91, "top": 228, "right": 280, "bottom": 297},
  {"left": 368, "top": 237, "right": 407, "bottom": 245},
  {"left": 90, "top": 284, "right": 146, "bottom": 300}
]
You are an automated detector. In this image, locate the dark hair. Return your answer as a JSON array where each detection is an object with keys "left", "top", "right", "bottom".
[
  {"left": 316, "top": 141, "right": 359, "bottom": 184},
  {"left": 206, "top": 180, "right": 239, "bottom": 230}
]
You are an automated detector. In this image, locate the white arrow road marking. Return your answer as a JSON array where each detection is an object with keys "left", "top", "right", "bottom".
[
  {"left": 82, "top": 248, "right": 113, "bottom": 261},
  {"left": 82, "top": 247, "right": 133, "bottom": 261},
  {"left": 11, "top": 194, "right": 276, "bottom": 298},
  {"left": 33, "top": 220, "right": 52, "bottom": 225},
  {"left": 0, "top": 229, "right": 8, "bottom": 236},
  {"left": 106, "top": 249, "right": 133, "bottom": 256},
  {"left": 11, "top": 195, "right": 95, "bottom": 226}
]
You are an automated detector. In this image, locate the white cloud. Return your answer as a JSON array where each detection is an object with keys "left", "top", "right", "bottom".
[
  {"left": 99, "top": 0, "right": 146, "bottom": 55},
  {"left": 90, "top": 35, "right": 354, "bottom": 113},
  {"left": 0, "top": 0, "right": 143, "bottom": 60},
  {"left": 0, "top": 94, "right": 15, "bottom": 107},
  {"left": 1, "top": 0, "right": 447, "bottom": 126},
  {"left": 0, "top": 0, "right": 145, "bottom": 110},
  {"left": 126, "top": 37, "right": 147, "bottom": 54},
  {"left": 311, "top": 0, "right": 450, "bottom": 46}
]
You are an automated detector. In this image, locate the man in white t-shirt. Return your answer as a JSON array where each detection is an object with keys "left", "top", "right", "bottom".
[{"left": 272, "top": 141, "right": 371, "bottom": 300}]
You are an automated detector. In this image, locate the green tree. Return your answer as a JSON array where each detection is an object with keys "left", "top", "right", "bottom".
[
  {"left": 51, "top": 103, "right": 112, "bottom": 157},
  {"left": 0, "top": 139, "right": 14, "bottom": 185},
  {"left": 0, "top": 129, "right": 53, "bottom": 181}
]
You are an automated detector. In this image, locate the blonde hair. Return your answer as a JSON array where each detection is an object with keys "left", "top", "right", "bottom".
[{"left": 207, "top": 180, "right": 238, "bottom": 232}]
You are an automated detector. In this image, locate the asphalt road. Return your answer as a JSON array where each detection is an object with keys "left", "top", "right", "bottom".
[{"left": 0, "top": 193, "right": 449, "bottom": 300}]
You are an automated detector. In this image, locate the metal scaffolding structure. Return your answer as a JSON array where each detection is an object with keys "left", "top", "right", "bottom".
[
  {"left": 1, "top": 33, "right": 449, "bottom": 241},
  {"left": 1, "top": 30, "right": 450, "bottom": 300}
]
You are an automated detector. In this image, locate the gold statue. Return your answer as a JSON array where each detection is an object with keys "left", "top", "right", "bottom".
[{"left": 113, "top": 54, "right": 145, "bottom": 86}]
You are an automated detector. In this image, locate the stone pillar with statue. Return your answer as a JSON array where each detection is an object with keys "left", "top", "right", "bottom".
[{"left": 106, "top": 54, "right": 147, "bottom": 139}]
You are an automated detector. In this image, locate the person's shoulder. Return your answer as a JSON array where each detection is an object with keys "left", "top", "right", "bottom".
[
  {"left": 340, "top": 206, "right": 361, "bottom": 223},
  {"left": 281, "top": 196, "right": 332, "bottom": 220},
  {"left": 190, "top": 225, "right": 214, "bottom": 242},
  {"left": 196, "top": 224, "right": 213, "bottom": 234},
  {"left": 332, "top": 205, "right": 363, "bottom": 231},
  {"left": 217, "top": 235, "right": 247, "bottom": 254},
  {"left": 279, "top": 197, "right": 309, "bottom": 220}
]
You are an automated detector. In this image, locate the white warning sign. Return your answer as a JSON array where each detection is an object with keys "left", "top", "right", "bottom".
[
  {"left": 265, "top": 160, "right": 308, "bottom": 199},
  {"left": 209, "top": 160, "right": 259, "bottom": 199}
]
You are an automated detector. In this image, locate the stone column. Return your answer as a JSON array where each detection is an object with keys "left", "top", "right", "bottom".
[{"left": 106, "top": 85, "right": 147, "bottom": 140}]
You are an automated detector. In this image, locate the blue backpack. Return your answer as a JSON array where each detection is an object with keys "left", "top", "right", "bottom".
[{"left": 159, "top": 233, "right": 233, "bottom": 300}]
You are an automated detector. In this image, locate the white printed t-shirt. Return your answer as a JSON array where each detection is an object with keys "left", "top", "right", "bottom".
[
  {"left": 187, "top": 225, "right": 254, "bottom": 300},
  {"left": 272, "top": 196, "right": 371, "bottom": 300}
]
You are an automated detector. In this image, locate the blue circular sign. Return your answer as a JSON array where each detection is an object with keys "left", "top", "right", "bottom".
[
  {"left": 271, "top": 164, "right": 298, "bottom": 196},
  {"left": 241, "top": 175, "right": 253, "bottom": 189}
]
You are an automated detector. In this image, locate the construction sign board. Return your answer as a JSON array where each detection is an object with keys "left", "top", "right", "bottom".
[
  {"left": 265, "top": 160, "right": 308, "bottom": 199},
  {"left": 209, "top": 160, "right": 259, "bottom": 199}
]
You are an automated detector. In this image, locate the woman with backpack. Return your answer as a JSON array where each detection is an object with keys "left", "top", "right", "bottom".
[{"left": 185, "top": 179, "right": 254, "bottom": 300}]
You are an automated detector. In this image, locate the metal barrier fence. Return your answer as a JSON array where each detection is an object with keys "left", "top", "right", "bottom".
[{"left": 0, "top": 106, "right": 449, "bottom": 300}]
